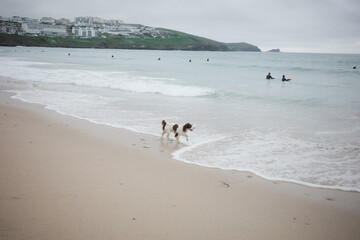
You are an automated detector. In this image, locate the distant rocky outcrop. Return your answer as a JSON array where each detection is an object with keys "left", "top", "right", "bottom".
[{"left": 267, "top": 48, "right": 280, "bottom": 52}]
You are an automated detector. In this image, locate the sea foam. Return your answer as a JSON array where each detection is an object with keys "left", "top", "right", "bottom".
[
  {"left": 173, "top": 129, "right": 360, "bottom": 192},
  {"left": 0, "top": 57, "right": 216, "bottom": 97}
]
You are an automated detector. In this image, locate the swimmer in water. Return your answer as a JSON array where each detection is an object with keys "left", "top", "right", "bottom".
[
  {"left": 266, "top": 73, "right": 274, "bottom": 79},
  {"left": 282, "top": 75, "right": 291, "bottom": 81}
]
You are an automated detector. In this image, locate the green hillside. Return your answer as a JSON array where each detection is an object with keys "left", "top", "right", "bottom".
[
  {"left": 225, "top": 42, "right": 261, "bottom": 52},
  {"left": 0, "top": 29, "right": 261, "bottom": 52}
]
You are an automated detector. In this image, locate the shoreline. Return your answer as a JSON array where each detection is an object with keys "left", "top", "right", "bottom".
[
  {"left": 1, "top": 75, "right": 360, "bottom": 194},
  {"left": 6, "top": 86, "right": 360, "bottom": 193},
  {"left": 5, "top": 84, "right": 359, "bottom": 193},
  {"left": 1, "top": 79, "right": 360, "bottom": 239}
]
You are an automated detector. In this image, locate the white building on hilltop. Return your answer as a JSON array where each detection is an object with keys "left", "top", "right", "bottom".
[
  {"left": 40, "top": 17, "right": 56, "bottom": 25},
  {"left": 106, "top": 19, "right": 123, "bottom": 25},
  {"left": 118, "top": 24, "right": 142, "bottom": 33},
  {"left": 22, "top": 22, "right": 67, "bottom": 36},
  {"left": 72, "top": 26, "right": 97, "bottom": 38},
  {"left": 55, "top": 18, "right": 70, "bottom": 25},
  {"left": 74, "top": 17, "right": 107, "bottom": 25}
]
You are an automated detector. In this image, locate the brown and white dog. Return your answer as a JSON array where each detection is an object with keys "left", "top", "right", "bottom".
[{"left": 161, "top": 120, "right": 194, "bottom": 142}]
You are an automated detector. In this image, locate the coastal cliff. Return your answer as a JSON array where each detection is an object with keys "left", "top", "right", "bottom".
[
  {"left": 225, "top": 42, "right": 261, "bottom": 52},
  {"left": 0, "top": 28, "right": 261, "bottom": 52}
]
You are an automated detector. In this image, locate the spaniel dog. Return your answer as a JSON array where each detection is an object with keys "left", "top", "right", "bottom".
[{"left": 161, "top": 120, "right": 193, "bottom": 142}]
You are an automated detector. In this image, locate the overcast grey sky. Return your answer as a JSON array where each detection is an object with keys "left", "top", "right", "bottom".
[{"left": 1, "top": 0, "right": 359, "bottom": 53}]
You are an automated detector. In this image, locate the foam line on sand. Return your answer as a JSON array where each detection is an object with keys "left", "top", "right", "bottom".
[{"left": 1, "top": 88, "right": 360, "bottom": 240}]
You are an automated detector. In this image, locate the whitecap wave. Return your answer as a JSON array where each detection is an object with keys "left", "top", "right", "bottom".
[{"left": 0, "top": 57, "right": 216, "bottom": 97}]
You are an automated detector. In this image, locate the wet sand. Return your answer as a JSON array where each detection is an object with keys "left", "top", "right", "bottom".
[{"left": 1, "top": 88, "right": 360, "bottom": 240}]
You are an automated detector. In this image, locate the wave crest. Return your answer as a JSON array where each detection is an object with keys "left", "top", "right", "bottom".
[{"left": 0, "top": 57, "right": 216, "bottom": 97}]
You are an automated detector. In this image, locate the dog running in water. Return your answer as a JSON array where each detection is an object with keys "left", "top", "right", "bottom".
[{"left": 161, "top": 120, "right": 193, "bottom": 142}]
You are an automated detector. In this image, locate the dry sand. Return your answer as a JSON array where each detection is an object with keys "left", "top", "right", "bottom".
[{"left": 1, "top": 90, "right": 360, "bottom": 240}]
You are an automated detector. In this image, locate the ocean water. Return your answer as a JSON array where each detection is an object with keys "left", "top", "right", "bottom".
[{"left": 1, "top": 46, "right": 359, "bottom": 191}]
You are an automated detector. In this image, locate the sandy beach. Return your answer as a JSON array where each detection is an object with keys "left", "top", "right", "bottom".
[{"left": 1, "top": 87, "right": 360, "bottom": 239}]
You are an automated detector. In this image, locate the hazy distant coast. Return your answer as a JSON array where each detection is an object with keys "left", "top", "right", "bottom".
[
  {"left": 0, "top": 32, "right": 260, "bottom": 52},
  {"left": 0, "top": 15, "right": 261, "bottom": 51}
]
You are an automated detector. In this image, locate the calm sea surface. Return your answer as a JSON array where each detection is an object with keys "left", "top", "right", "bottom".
[{"left": 1, "top": 46, "right": 359, "bottom": 191}]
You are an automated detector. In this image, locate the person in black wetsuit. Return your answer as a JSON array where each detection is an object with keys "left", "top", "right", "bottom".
[
  {"left": 266, "top": 73, "right": 274, "bottom": 79},
  {"left": 282, "top": 75, "right": 291, "bottom": 81}
]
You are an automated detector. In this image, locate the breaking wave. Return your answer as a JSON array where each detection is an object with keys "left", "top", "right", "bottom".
[{"left": 0, "top": 57, "right": 216, "bottom": 97}]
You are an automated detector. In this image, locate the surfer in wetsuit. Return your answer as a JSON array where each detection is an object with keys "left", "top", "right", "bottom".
[
  {"left": 266, "top": 73, "right": 274, "bottom": 79},
  {"left": 282, "top": 75, "right": 291, "bottom": 81}
]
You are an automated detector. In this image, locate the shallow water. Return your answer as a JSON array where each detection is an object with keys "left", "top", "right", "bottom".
[{"left": 1, "top": 46, "right": 359, "bottom": 191}]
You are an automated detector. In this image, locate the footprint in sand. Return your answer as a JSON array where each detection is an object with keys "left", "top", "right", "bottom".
[{"left": 222, "top": 182, "right": 230, "bottom": 188}]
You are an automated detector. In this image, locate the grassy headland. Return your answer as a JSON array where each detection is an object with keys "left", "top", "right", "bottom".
[{"left": 0, "top": 28, "right": 261, "bottom": 52}]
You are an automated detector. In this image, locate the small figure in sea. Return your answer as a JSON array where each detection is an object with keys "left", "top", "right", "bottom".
[
  {"left": 158, "top": 58, "right": 161, "bottom": 61},
  {"left": 353, "top": 66, "right": 357, "bottom": 69},
  {"left": 266, "top": 72, "right": 274, "bottom": 79},
  {"left": 189, "top": 59, "right": 192, "bottom": 62},
  {"left": 112, "top": 55, "right": 114, "bottom": 58},
  {"left": 68, "top": 53, "right": 70, "bottom": 56},
  {"left": 207, "top": 58, "right": 209, "bottom": 62},
  {"left": 282, "top": 75, "right": 292, "bottom": 81}
]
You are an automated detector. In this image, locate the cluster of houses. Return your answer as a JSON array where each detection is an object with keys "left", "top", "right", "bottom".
[{"left": 0, "top": 16, "right": 161, "bottom": 38}]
